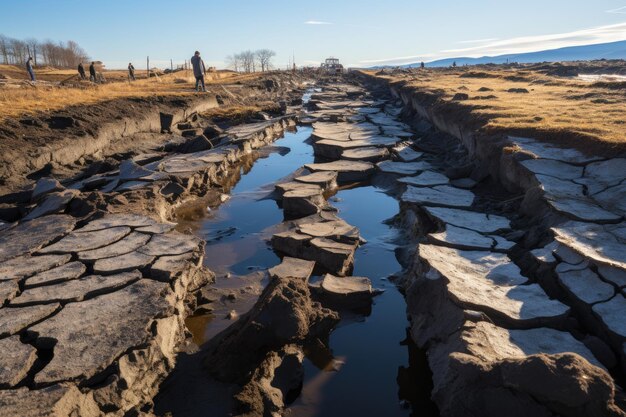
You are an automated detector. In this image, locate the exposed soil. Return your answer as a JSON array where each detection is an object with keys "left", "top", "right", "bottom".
[{"left": 0, "top": 73, "right": 308, "bottom": 195}]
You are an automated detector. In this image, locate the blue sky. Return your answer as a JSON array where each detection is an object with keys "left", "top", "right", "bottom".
[{"left": 1, "top": 0, "right": 626, "bottom": 68}]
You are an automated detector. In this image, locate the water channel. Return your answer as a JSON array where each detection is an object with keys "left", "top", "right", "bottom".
[{"left": 156, "top": 109, "right": 437, "bottom": 416}]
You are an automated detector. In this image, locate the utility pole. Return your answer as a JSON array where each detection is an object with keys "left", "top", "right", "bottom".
[
  {"left": 147, "top": 56, "right": 149, "bottom": 78},
  {"left": 170, "top": 59, "right": 173, "bottom": 71}
]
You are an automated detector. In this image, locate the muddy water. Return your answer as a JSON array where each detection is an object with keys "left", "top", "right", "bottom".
[
  {"left": 157, "top": 121, "right": 437, "bottom": 416},
  {"left": 154, "top": 126, "right": 317, "bottom": 416},
  {"left": 287, "top": 186, "right": 438, "bottom": 417},
  {"left": 200, "top": 127, "right": 314, "bottom": 276},
  {"left": 190, "top": 126, "right": 315, "bottom": 343}
]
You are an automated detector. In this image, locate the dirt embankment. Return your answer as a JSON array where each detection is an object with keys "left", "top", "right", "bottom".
[
  {"left": 359, "top": 65, "right": 626, "bottom": 159},
  {"left": 0, "top": 95, "right": 219, "bottom": 194},
  {"left": 0, "top": 72, "right": 307, "bottom": 195}
]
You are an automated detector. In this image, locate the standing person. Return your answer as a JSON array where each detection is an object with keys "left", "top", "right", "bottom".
[
  {"left": 190, "top": 51, "right": 206, "bottom": 92},
  {"left": 26, "top": 57, "right": 35, "bottom": 82},
  {"left": 128, "top": 62, "right": 135, "bottom": 81},
  {"left": 77, "top": 62, "right": 86, "bottom": 80},
  {"left": 89, "top": 62, "right": 97, "bottom": 82}
]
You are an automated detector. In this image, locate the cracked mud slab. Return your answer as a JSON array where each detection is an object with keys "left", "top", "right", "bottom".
[
  {"left": 553, "top": 221, "right": 626, "bottom": 270},
  {"left": 24, "top": 261, "right": 86, "bottom": 288},
  {"left": 26, "top": 278, "right": 172, "bottom": 385},
  {"left": 402, "top": 185, "right": 475, "bottom": 208},
  {"left": 0, "top": 215, "right": 76, "bottom": 263},
  {"left": 268, "top": 257, "right": 316, "bottom": 281},
  {"left": 38, "top": 226, "right": 131, "bottom": 254},
  {"left": 557, "top": 268, "right": 615, "bottom": 305},
  {"left": 0, "top": 254, "right": 71, "bottom": 281},
  {"left": 0, "top": 304, "right": 60, "bottom": 337},
  {"left": 419, "top": 244, "right": 569, "bottom": 325},
  {"left": 76, "top": 214, "right": 158, "bottom": 232},
  {"left": 398, "top": 171, "right": 449, "bottom": 187},
  {"left": 77, "top": 232, "right": 151, "bottom": 261},
  {"left": 377, "top": 160, "right": 432, "bottom": 175},
  {"left": 423, "top": 207, "right": 510, "bottom": 233},
  {"left": 304, "top": 160, "right": 375, "bottom": 183},
  {"left": 93, "top": 251, "right": 155, "bottom": 274},
  {"left": 0, "top": 336, "right": 38, "bottom": 387},
  {"left": 138, "top": 233, "right": 202, "bottom": 256},
  {"left": 12, "top": 271, "right": 141, "bottom": 306}
]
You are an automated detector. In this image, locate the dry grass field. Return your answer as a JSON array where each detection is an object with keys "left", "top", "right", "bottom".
[
  {"left": 367, "top": 66, "right": 626, "bottom": 154},
  {"left": 0, "top": 65, "right": 263, "bottom": 120}
]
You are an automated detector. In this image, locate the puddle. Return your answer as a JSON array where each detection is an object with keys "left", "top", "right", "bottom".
[
  {"left": 185, "top": 313, "right": 213, "bottom": 346},
  {"left": 199, "top": 126, "right": 314, "bottom": 276},
  {"left": 287, "top": 186, "right": 438, "bottom": 417}
]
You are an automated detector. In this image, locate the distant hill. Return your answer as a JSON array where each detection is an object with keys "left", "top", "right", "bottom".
[{"left": 394, "top": 40, "right": 626, "bottom": 68}]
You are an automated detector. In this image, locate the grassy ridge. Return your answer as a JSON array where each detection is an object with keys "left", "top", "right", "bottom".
[
  {"left": 0, "top": 65, "right": 262, "bottom": 120},
  {"left": 367, "top": 67, "right": 626, "bottom": 154}
]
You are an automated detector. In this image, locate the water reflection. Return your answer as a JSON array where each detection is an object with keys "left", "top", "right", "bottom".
[
  {"left": 288, "top": 186, "right": 438, "bottom": 417},
  {"left": 158, "top": 126, "right": 438, "bottom": 416}
]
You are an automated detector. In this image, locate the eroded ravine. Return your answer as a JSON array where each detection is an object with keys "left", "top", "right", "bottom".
[
  {"left": 3, "top": 73, "right": 623, "bottom": 417},
  {"left": 174, "top": 75, "right": 626, "bottom": 417},
  {"left": 155, "top": 88, "right": 438, "bottom": 415}
]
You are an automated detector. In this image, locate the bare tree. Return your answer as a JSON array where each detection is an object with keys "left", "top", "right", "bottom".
[
  {"left": 26, "top": 38, "right": 39, "bottom": 65},
  {"left": 0, "top": 34, "right": 90, "bottom": 67},
  {"left": 0, "top": 35, "right": 9, "bottom": 64},
  {"left": 255, "top": 49, "right": 276, "bottom": 72},
  {"left": 239, "top": 50, "right": 255, "bottom": 73},
  {"left": 65, "top": 40, "right": 88, "bottom": 67},
  {"left": 225, "top": 54, "right": 241, "bottom": 72},
  {"left": 228, "top": 49, "right": 276, "bottom": 73},
  {"left": 10, "top": 39, "right": 28, "bottom": 65}
]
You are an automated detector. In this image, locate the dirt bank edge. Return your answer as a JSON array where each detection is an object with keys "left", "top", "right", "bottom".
[{"left": 0, "top": 94, "right": 219, "bottom": 193}]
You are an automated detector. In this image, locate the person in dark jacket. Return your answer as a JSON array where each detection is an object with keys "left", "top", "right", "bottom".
[
  {"left": 190, "top": 51, "right": 206, "bottom": 92},
  {"left": 89, "top": 62, "right": 97, "bottom": 82},
  {"left": 77, "top": 62, "right": 86, "bottom": 80},
  {"left": 128, "top": 63, "right": 135, "bottom": 81},
  {"left": 26, "top": 57, "right": 35, "bottom": 82}
]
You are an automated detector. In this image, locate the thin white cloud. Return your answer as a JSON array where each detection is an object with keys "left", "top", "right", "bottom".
[
  {"left": 304, "top": 20, "right": 332, "bottom": 25},
  {"left": 458, "top": 38, "right": 499, "bottom": 44},
  {"left": 441, "top": 22, "right": 626, "bottom": 56},
  {"left": 606, "top": 6, "right": 626, "bottom": 14},
  {"left": 360, "top": 21, "right": 626, "bottom": 66}
]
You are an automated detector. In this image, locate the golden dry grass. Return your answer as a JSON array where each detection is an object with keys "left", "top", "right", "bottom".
[
  {"left": 0, "top": 66, "right": 262, "bottom": 120},
  {"left": 202, "top": 102, "right": 281, "bottom": 122},
  {"left": 366, "top": 68, "right": 626, "bottom": 149}
]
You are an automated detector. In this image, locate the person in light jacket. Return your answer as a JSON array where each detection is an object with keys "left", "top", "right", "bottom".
[{"left": 190, "top": 51, "right": 206, "bottom": 92}]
